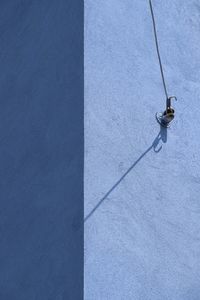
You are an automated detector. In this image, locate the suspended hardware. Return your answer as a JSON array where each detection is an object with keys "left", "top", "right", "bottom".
[
  {"left": 149, "top": 0, "right": 177, "bottom": 128},
  {"left": 156, "top": 96, "right": 177, "bottom": 127}
]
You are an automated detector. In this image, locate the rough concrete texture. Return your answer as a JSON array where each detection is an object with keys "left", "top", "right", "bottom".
[
  {"left": 0, "top": 1, "right": 83, "bottom": 299},
  {"left": 85, "top": 1, "right": 200, "bottom": 299}
]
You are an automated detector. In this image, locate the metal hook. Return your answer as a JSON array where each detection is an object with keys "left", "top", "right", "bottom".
[
  {"left": 156, "top": 96, "right": 177, "bottom": 128},
  {"left": 166, "top": 96, "right": 177, "bottom": 110}
]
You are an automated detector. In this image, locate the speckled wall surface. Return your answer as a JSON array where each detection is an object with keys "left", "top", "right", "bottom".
[
  {"left": 0, "top": 1, "right": 83, "bottom": 299},
  {"left": 85, "top": 1, "right": 200, "bottom": 299}
]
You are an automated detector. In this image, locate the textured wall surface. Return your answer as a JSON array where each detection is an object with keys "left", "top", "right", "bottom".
[
  {"left": 85, "top": 1, "right": 200, "bottom": 299},
  {"left": 0, "top": 1, "right": 83, "bottom": 299}
]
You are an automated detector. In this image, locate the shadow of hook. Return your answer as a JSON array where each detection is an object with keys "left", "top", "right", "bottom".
[{"left": 84, "top": 126, "right": 167, "bottom": 222}]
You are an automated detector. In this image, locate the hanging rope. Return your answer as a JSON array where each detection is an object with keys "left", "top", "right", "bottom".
[{"left": 149, "top": 0, "right": 169, "bottom": 100}]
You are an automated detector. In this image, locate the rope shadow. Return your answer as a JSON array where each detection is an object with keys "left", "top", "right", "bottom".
[{"left": 84, "top": 126, "right": 167, "bottom": 222}]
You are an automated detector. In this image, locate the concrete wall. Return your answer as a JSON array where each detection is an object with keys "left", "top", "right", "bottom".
[
  {"left": 0, "top": 1, "right": 83, "bottom": 299},
  {"left": 85, "top": 1, "right": 200, "bottom": 299}
]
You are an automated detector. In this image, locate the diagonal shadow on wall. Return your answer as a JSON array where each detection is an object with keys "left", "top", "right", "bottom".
[{"left": 84, "top": 126, "right": 167, "bottom": 222}]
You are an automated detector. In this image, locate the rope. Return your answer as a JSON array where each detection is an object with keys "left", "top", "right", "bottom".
[{"left": 149, "top": 0, "right": 169, "bottom": 100}]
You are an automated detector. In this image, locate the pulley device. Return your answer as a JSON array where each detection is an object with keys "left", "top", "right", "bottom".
[
  {"left": 149, "top": 0, "right": 177, "bottom": 128},
  {"left": 156, "top": 96, "right": 177, "bottom": 127}
]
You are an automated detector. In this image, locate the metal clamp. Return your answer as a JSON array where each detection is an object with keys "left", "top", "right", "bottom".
[{"left": 156, "top": 96, "right": 177, "bottom": 128}]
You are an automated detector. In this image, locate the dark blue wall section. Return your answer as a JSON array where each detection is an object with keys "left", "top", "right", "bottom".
[{"left": 0, "top": 1, "right": 83, "bottom": 299}]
